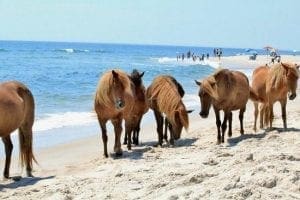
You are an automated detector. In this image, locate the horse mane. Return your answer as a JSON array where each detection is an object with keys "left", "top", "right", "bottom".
[
  {"left": 149, "top": 76, "right": 189, "bottom": 130},
  {"left": 202, "top": 69, "right": 234, "bottom": 100},
  {"left": 95, "top": 69, "right": 133, "bottom": 107},
  {"left": 269, "top": 63, "right": 299, "bottom": 89}
]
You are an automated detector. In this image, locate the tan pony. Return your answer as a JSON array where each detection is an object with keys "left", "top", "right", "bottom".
[
  {"left": 252, "top": 62, "right": 299, "bottom": 131},
  {"left": 146, "top": 75, "right": 189, "bottom": 146},
  {"left": 195, "top": 69, "right": 258, "bottom": 144},
  {"left": 123, "top": 69, "right": 149, "bottom": 145},
  {"left": 0, "top": 81, "right": 36, "bottom": 179},
  {"left": 95, "top": 69, "right": 135, "bottom": 157}
]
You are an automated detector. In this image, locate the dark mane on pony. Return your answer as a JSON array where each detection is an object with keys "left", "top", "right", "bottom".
[
  {"left": 148, "top": 76, "right": 189, "bottom": 130},
  {"left": 95, "top": 69, "right": 133, "bottom": 107}
]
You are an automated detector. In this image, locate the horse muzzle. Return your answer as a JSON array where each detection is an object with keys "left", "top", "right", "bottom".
[
  {"left": 199, "top": 111, "right": 208, "bottom": 118},
  {"left": 289, "top": 93, "right": 296, "bottom": 100}
]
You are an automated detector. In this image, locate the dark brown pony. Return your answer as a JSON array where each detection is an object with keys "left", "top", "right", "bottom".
[
  {"left": 123, "top": 69, "right": 149, "bottom": 145},
  {"left": 95, "top": 69, "right": 135, "bottom": 157},
  {"left": 195, "top": 69, "right": 256, "bottom": 144},
  {"left": 0, "top": 81, "right": 36, "bottom": 179},
  {"left": 146, "top": 75, "right": 189, "bottom": 146},
  {"left": 252, "top": 62, "right": 299, "bottom": 131}
]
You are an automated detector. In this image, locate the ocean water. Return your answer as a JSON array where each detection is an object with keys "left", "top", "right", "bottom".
[{"left": 0, "top": 41, "right": 294, "bottom": 153}]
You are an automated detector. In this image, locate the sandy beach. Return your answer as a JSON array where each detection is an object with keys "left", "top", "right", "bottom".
[{"left": 1, "top": 55, "right": 300, "bottom": 200}]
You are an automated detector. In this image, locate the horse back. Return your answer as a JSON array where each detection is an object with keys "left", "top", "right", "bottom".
[
  {"left": 251, "top": 66, "right": 269, "bottom": 102},
  {"left": 0, "top": 81, "right": 31, "bottom": 136}
]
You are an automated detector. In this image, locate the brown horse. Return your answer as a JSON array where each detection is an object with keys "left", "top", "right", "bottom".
[
  {"left": 146, "top": 75, "right": 189, "bottom": 146},
  {"left": 0, "top": 81, "right": 36, "bottom": 179},
  {"left": 95, "top": 69, "right": 135, "bottom": 157},
  {"left": 252, "top": 62, "right": 299, "bottom": 131},
  {"left": 123, "top": 69, "right": 149, "bottom": 145},
  {"left": 195, "top": 69, "right": 255, "bottom": 144}
]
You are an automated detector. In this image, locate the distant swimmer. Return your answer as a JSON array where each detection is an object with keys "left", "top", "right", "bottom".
[
  {"left": 182, "top": 53, "right": 185, "bottom": 60},
  {"left": 206, "top": 53, "right": 209, "bottom": 59}
]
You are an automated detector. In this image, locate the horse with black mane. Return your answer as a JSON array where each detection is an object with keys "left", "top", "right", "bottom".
[{"left": 147, "top": 75, "right": 189, "bottom": 146}]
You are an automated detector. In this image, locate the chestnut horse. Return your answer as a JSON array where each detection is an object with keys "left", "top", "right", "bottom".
[
  {"left": 147, "top": 75, "right": 189, "bottom": 146},
  {"left": 95, "top": 70, "right": 135, "bottom": 157},
  {"left": 195, "top": 69, "right": 257, "bottom": 144},
  {"left": 123, "top": 69, "right": 149, "bottom": 145},
  {"left": 0, "top": 81, "right": 36, "bottom": 179},
  {"left": 252, "top": 62, "right": 299, "bottom": 131}
]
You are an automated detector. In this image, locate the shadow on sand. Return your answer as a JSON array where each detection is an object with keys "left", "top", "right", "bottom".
[
  {"left": 0, "top": 176, "right": 55, "bottom": 191},
  {"left": 111, "top": 137, "right": 198, "bottom": 160},
  {"left": 227, "top": 126, "right": 300, "bottom": 147}
]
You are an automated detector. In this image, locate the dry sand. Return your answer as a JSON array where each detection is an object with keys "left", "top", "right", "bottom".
[{"left": 0, "top": 55, "right": 300, "bottom": 200}]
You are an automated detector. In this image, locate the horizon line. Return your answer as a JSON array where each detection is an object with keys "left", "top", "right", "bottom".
[{"left": 0, "top": 39, "right": 295, "bottom": 52}]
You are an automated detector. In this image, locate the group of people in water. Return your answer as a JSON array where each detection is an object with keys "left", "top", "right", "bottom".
[{"left": 176, "top": 48, "right": 223, "bottom": 62}]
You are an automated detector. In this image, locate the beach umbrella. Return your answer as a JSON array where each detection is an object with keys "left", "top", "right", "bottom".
[{"left": 263, "top": 46, "right": 277, "bottom": 52}]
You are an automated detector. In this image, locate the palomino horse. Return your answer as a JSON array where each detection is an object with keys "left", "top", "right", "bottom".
[
  {"left": 195, "top": 69, "right": 257, "bottom": 144},
  {"left": 252, "top": 62, "right": 299, "bottom": 131},
  {"left": 146, "top": 75, "right": 189, "bottom": 146},
  {"left": 95, "top": 69, "right": 135, "bottom": 157},
  {"left": 123, "top": 69, "right": 149, "bottom": 145},
  {"left": 0, "top": 81, "right": 36, "bottom": 179}
]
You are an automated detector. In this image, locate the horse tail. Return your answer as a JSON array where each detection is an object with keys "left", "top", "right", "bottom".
[
  {"left": 17, "top": 86, "right": 37, "bottom": 171},
  {"left": 249, "top": 87, "right": 262, "bottom": 102}
]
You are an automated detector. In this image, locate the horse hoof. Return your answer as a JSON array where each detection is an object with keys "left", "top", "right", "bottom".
[
  {"left": 11, "top": 176, "right": 22, "bottom": 181},
  {"left": 228, "top": 133, "right": 232, "bottom": 137},
  {"left": 104, "top": 153, "right": 109, "bottom": 158},
  {"left": 216, "top": 140, "right": 221, "bottom": 145},
  {"left": 27, "top": 171, "right": 34, "bottom": 178},
  {"left": 115, "top": 151, "right": 123, "bottom": 157},
  {"left": 123, "top": 141, "right": 127, "bottom": 145}
]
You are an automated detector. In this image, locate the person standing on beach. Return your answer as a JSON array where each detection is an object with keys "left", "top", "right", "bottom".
[
  {"left": 206, "top": 53, "right": 209, "bottom": 59},
  {"left": 182, "top": 53, "right": 185, "bottom": 60}
]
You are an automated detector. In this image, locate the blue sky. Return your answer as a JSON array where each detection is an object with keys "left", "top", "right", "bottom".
[{"left": 0, "top": 0, "right": 299, "bottom": 50}]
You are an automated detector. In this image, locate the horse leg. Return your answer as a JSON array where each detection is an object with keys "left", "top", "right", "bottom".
[
  {"left": 134, "top": 118, "right": 142, "bottom": 145},
  {"left": 123, "top": 130, "right": 128, "bottom": 145},
  {"left": 213, "top": 107, "right": 221, "bottom": 144},
  {"left": 228, "top": 112, "right": 233, "bottom": 137},
  {"left": 254, "top": 102, "right": 259, "bottom": 131},
  {"left": 154, "top": 110, "right": 164, "bottom": 147},
  {"left": 269, "top": 103, "right": 274, "bottom": 130},
  {"left": 221, "top": 112, "right": 229, "bottom": 143},
  {"left": 168, "top": 123, "right": 175, "bottom": 146},
  {"left": 2, "top": 135, "right": 13, "bottom": 179},
  {"left": 239, "top": 107, "right": 246, "bottom": 135},
  {"left": 125, "top": 120, "right": 133, "bottom": 151},
  {"left": 280, "top": 99, "right": 287, "bottom": 130},
  {"left": 163, "top": 117, "right": 168, "bottom": 144},
  {"left": 259, "top": 103, "right": 265, "bottom": 129},
  {"left": 111, "top": 118, "right": 123, "bottom": 156},
  {"left": 98, "top": 118, "right": 108, "bottom": 158}
]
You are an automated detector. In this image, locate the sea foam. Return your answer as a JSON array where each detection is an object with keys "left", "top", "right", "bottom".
[
  {"left": 33, "top": 112, "right": 97, "bottom": 132},
  {"left": 157, "top": 57, "right": 220, "bottom": 69}
]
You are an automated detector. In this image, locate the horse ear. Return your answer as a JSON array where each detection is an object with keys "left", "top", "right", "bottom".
[
  {"left": 281, "top": 62, "right": 289, "bottom": 70},
  {"left": 187, "top": 109, "right": 194, "bottom": 114},
  {"left": 140, "top": 71, "right": 145, "bottom": 78},
  {"left": 112, "top": 70, "right": 119, "bottom": 79},
  {"left": 195, "top": 80, "right": 201, "bottom": 86}
]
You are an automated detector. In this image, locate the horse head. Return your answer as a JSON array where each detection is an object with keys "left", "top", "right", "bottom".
[
  {"left": 112, "top": 70, "right": 127, "bottom": 109},
  {"left": 170, "top": 108, "right": 189, "bottom": 140},
  {"left": 129, "top": 69, "right": 144, "bottom": 87},
  {"left": 195, "top": 77, "right": 218, "bottom": 118},
  {"left": 281, "top": 62, "right": 299, "bottom": 100}
]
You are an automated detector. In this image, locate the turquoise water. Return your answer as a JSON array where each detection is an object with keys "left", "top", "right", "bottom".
[{"left": 0, "top": 41, "right": 293, "bottom": 152}]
